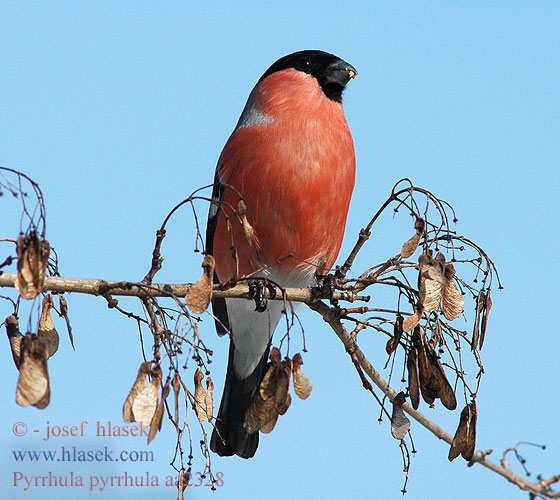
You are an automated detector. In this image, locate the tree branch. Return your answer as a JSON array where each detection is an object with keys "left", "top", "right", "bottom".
[
  {"left": 308, "top": 300, "right": 558, "bottom": 499},
  {"left": 2, "top": 170, "right": 554, "bottom": 497},
  {"left": 0, "top": 272, "right": 368, "bottom": 304}
]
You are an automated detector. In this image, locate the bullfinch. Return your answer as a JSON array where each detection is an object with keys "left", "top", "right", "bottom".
[{"left": 206, "top": 50, "right": 356, "bottom": 458}]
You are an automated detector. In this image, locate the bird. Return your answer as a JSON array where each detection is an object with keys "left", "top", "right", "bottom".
[{"left": 206, "top": 50, "right": 356, "bottom": 458}]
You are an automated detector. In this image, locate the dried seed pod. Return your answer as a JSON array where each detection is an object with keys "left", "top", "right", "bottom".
[
  {"left": 185, "top": 254, "right": 215, "bottom": 314},
  {"left": 148, "top": 377, "right": 171, "bottom": 444},
  {"left": 275, "top": 360, "right": 292, "bottom": 415},
  {"left": 291, "top": 353, "right": 312, "bottom": 400},
  {"left": 448, "top": 402, "right": 477, "bottom": 461},
  {"left": 433, "top": 251, "right": 447, "bottom": 273},
  {"left": 38, "top": 294, "right": 59, "bottom": 359},
  {"left": 5, "top": 315, "right": 23, "bottom": 369},
  {"left": 277, "top": 392, "right": 292, "bottom": 419},
  {"left": 403, "top": 306, "right": 424, "bottom": 332},
  {"left": 244, "top": 366, "right": 278, "bottom": 435},
  {"left": 391, "top": 391, "right": 411, "bottom": 440},
  {"left": 426, "top": 349, "right": 457, "bottom": 410},
  {"left": 418, "top": 252, "right": 432, "bottom": 275},
  {"left": 259, "top": 405, "right": 280, "bottom": 434},
  {"left": 417, "top": 251, "right": 449, "bottom": 313},
  {"left": 172, "top": 371, "right": 182, "bottom": 431},
  {"left": 123, "top": 362, "right": 161, "bottom": 426},
  {"left": 132, "top": 384, "right": 159, "bottom": 427},
  {"left": 261, "top": 353, "right": 289, "bottom": 409},
  {"left": 414, "top": 217, "right": 425, "bottom": 233},
  {"left": 419, "top": 276, "right": 443, "bottom": 312},
  {"left": 16, "top": 232, "right": 51, "bottom": 300},
  {"left": 479, "top": 291, "right": 492, "bottom": 349},
  {"left": 243, "top": 393, "right": 265, "bottom": 434},
  {"left": 463, "top": 402, "right": 477, "bottom": 461},
  {"left": 58, "top": 295, "right": 74, "bottom": 350},
  {"left": 413, "top": 327, "right": 435, "bottom": 406},
  {"left": 449, "top": 404, "right": 470, "bottom": 461},
  {"left": 244, "top": 348, "right": 291, "bottom": 434},
  {"left": 386, "top": 315, "right": 404, "bottom": 355},
  {"left": 205, "top": 376, "right": 214, "bottom": 421},
  {"left": 472, "top": 290, "right": 484, "bottom": 349},
  {"left": 418, "top": 251, "right": 447, "bottom": 285},
  {"left": 237, "top": 199, "right": 255, "bottom": 246},
  {"left": 427, "top": 256, "right": 448, "bottom": 288},
  {"left": 194, "top": 367, "right": 208, "bottom": 422},
  {"left": 401, "top": 233, "right": 421, "bottom": 259},
  {"left": 132, "top": 366, "right": 161, "bottom": 427},
  {"left": 269, "top": 346, "right": 282, "bottom": 365},
  {"left": 245, "top": 359, "right": 277, "bottom": 434},
  {"left": 407, "top": 346, "right": 420, "bottom": 410},
  {"left": 259, "top": 350, "right": 281, "bottom": 400},
  {"left": 258, "top": 366, "right": 277, "bottom": 402},
  {"left": 16, "top": 334, "right": 50, "bottom": 408},
  {"left": 401, "top": 217, "right": 424, "bottom": 258},
  {"left": 123, "top": 362, "right": 150, "bottom": 423},
  {"left": 413, "top": 326, "right": 456, "bottom": 409},
  {"left": 442, "top": 264, "right": 464, "bottom": 321}
]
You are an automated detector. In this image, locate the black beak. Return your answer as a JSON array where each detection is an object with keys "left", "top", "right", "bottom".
[{"left": 326, "top": 59, "right": 357, "bottom": 87}]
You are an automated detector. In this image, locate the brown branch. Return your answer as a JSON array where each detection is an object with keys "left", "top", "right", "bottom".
[
  {"left": 143, "top": 229, "right": 166, "bottom": 285},
  {"left": 308, "top": 300, "right": 559, "bottom": 499},
  {"left": 0, "top": 272, "right": 369, "bottom": 304},
  {"left": 335, "top": 180, "right": 430, "bottom": 280},
  {"left": 0, "top": 255, "right": 14, "bottom": 270}
]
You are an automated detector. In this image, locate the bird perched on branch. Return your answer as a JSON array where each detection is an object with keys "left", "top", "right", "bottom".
[{"left": 206, "top": 50, "right": 356, "bottom": 458}]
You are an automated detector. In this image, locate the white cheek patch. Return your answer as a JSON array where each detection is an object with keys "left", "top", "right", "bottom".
[{"left": 234, "top": 91, "right": 274, "bottom": 131}]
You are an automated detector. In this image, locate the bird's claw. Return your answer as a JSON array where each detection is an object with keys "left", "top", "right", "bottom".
[
  {"left": 316, "top": 274, "right": 338, "bottom": 306},
  {"left": 248, "top": 280, "right": 276, "bottom": 312}
]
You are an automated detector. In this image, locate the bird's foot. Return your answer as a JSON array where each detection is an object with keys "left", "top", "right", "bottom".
[
  {"left": 316, "top": 274, "right": 338, "bottom": 306},
  {"left": 248, "top": 280, "right": 277, "bottom": 312}
]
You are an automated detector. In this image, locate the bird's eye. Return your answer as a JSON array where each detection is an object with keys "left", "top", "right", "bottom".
[{"left": 296, "top": 57, "right": 311, "bottom": 71}]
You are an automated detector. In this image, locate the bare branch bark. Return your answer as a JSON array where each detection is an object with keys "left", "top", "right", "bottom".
[{"left": 0, "top": 272, "right": 366, "bottom": 304}]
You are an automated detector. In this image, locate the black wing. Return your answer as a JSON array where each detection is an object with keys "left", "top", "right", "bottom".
[{"left": 205, "top": 170, "right": 230, "bottom": 334}]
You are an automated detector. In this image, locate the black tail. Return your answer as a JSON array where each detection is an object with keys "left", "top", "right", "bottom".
[{"left": 210, "top": 341, "right": 270, "bottom": 459}]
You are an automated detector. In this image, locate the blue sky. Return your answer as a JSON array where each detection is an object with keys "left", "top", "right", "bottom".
[{"left": 1, "top": 2, "right": 559, "bottom": 499}]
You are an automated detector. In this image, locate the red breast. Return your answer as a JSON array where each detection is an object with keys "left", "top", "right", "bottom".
[{"left": 213, "top": 67, "right": 355, "bottom": 283}]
